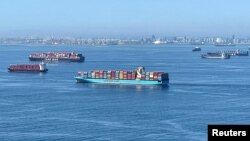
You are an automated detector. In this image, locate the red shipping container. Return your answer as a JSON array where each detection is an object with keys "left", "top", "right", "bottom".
[
  {"left": 153, "top": 72, "right": 158, "bottom": 77},
  {"left": 100, "top": 74, "right": 103, "bottom": 79},
  {"left": 95, "top": 72, "right": 100, "bottom": 79},
  {"left": 123, "top": 75, "right": 127, "bottom": 79}
]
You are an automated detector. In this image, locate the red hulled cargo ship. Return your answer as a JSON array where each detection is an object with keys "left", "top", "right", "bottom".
[
  {"left": 8, "top": 63, "right": 48, "bottom": 72},
  {"left": 29, "top": 52, "right": 84, "bottom": 62}
]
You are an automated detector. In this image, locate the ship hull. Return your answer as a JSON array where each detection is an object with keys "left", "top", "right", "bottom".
[
  {"left": 8, "top": 68, "right": 48, "bottom": 72},
  {"left": 75, "top": 77, "right": 169, "bottom": 85},
  {"left": 236, "top": 53, "right": 249, "bottom": 56},
  {"left": 233, "top": 52, "right": 249, "bottom": 56},
  {"left": 201, "top": 56, "right": 230, "bottom": 59},
  {"left": 202, "top": 56, "right": 230, "bottom": 59}
]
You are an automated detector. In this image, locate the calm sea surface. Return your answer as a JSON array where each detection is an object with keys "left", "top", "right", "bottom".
[{"left": 1, "top": 44, "right": 250, "bottom": 141}]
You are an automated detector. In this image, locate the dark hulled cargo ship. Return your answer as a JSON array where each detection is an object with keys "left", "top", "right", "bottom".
[
  {"left": 224, "top": 49, "right": 248, "bottom": 56},
  {"left": 75, "top": 67, "right": 169, "bottom": 85},
  {"left": 214, "top": 43, "right": 236, "bottom": 46},
  {"left": 203, "top": 50, "right": 248, "bottom": 59},
  {"left": 8, "top": 63, "right": 48, "bottom": 72},
  {"left": 29, "top": 52, "right": 84, "bottom": 62},
  {"left": 201, "top": 52, "right": 230, "bottom": 59}
]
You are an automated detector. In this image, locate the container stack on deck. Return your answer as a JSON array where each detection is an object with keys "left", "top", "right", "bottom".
[
  {"left": 9, "top": 64, "right": 40, "bottom": 71},
  {"left": 8, "top": 63, "right": 48, "bottom": 72},
  {"left": 29, "top": 52, "right": 84, "bottom": 62},
  {"left": 30, "top": 52, "right": 81, "bottom": 59},
  {"left": 77, "top": 70, "right": 168, "bottom": 81}
]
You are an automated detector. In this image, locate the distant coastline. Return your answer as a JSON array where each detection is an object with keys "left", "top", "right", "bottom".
[{"left": 1, "top": 36, "right": 250, "bottom": 46}]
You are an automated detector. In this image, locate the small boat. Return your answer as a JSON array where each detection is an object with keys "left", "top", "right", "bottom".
[
  {"left": 192, "top": 46, "right": 201, "bottom": 51},
  {"left": 201, "top": 52, "right": 230, "bottom": 59},
  {"left": 8, "top": 62, "right": 48, "bottom": 72}
]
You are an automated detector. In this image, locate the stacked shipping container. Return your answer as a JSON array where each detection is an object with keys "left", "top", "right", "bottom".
[
  {"left": 77, "top": 70, "right": 169, "bottom": 81},
  {"left": 8, "top": 63, "right": 48, "bottom": 72},
  {"left": 30, "top": 52, "right": 82, "bottom": 59},
  {"left": 9, "top": 64, "right": 40, "bottom": 71}
]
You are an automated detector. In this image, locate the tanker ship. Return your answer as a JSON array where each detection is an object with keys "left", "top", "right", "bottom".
[
  {"left": 75, "top": 67, "right": 169, "bottom": 85},
  {"left": 29, "top": 52, "right": 84, "bottom": 62},
  {"left": 8, "top": 63, "right": 48, "bottom": 72}
]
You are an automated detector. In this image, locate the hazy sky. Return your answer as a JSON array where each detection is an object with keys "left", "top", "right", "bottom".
[{"left": 0, "top": 0, "right": 250, "bottom": 38}]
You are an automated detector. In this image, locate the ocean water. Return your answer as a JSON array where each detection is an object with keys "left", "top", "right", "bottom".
[{"left": 1, "top": 44, "right": 250, "bottom": 141}]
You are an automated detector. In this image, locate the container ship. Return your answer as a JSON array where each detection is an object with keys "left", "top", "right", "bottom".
[
  {"left": 201, "top": 52, "right": 230, "bottom": 59},
  {"left": 190, "top": 42, "right": 205, "bottom": 45},
  {"left": 29, "top": 52, "right": 84, "bottom": 62},
  {"left": 214, "top": 43, "right": 236, "bottom": 46},
  {"left": 206, "top": 50, "right": 248, "bottom": 57},
  {"left": 223, "top": 49, "right": 248, "bottom": 56},
  {"left": 8, "top": 63, "right": 48, "bottom": 72},
  {"left": 75, "top": 67, "right": 169, "bottom": 85}
]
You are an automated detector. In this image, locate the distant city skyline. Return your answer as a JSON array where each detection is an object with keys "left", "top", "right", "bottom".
[
  {"left": 2, "top": 35, "right": 250, "bottom": 46},
  {"left": 1, "top": 0, "right": 250, "bottom": 38}
]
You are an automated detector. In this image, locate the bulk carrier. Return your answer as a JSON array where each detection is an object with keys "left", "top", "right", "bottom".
[
  {"left": 8, "top": 63, "right": 48, "bottom": 72},
  {"left": 29, "top": 52, "right": 84, "bottom": 62},
  {"left": 75, "top": 67, "right": 169, "bottom": 85}
]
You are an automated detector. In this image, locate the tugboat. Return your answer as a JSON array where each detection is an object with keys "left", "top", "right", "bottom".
[
  {"left": 75, "top": 67, "right": 169, "bottom": 85},
  {"left": 192, "top": 46, "right": 201, "bottom": 51},
  {"left": 8, "top": 62, "right": 48, "bottom": 72},
  {"left": 201, "top": 52, "right": 230, "bottom": 59}
]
